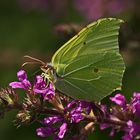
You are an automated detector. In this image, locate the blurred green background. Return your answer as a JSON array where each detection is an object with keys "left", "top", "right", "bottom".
[{"left": 0, "top": 0, "right": 140, "bottom": 139}]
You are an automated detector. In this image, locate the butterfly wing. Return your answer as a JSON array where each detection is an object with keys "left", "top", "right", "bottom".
[{"left": 51, "top": 18, "right": 125, "bottom": 101}]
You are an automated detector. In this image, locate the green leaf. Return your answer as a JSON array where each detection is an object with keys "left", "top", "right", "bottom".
[{"left": 51, "top": 18, "right": 125, "bottom": 101}]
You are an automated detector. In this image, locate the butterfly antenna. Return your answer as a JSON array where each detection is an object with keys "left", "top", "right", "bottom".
[
  {"left": 24, "top": 55, "right": 45, "bottom": 65},
  {"left": 21, "top": 61, "right": 42, "bottom": 68},
  {"left": 22, "top": 55, "right": 54, "bottom": 73}
]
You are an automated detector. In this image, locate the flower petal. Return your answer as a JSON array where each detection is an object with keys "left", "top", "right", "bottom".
[
  {"left": 110, "top": 94, "right": 126, "bottom": 107},
  {"left": 17, "top": 70, "right": 27, "bottom": 81},
  {"left": 22, "top": 79, "right": 31, "bottom": 90},
  {"left": 100, "top": 123, "right": 110, "bottom": 130},
  {"left": 58, "top": 123, "right": 67, "bottom": 139},
  {"left": 9, "top": 82, "right": 24, "bottom": 89},
  {"left": 36, "top": 127, "right": 56, "bottom": 137},
  {"left": 34, "top": 88, "right": 49, "bottom": 94},
  {"left": 34, "top": 75, "right": 46, "bottom": 88},
  {"left": 43, "top": 116, "right": 63, "bottom": 125}
]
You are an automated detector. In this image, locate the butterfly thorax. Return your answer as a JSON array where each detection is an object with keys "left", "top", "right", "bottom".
[{"left": 41, "top": 63, "right": 57, "bottom": 83}]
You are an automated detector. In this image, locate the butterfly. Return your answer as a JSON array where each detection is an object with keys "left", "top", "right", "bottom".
[{"left": 24, "top": 18, "right": 125, "bottom": 101}]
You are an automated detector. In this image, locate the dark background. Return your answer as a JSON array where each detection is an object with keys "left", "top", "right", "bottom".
[{"left": 0, "top": 0, "right": 140, "bottom": 139}]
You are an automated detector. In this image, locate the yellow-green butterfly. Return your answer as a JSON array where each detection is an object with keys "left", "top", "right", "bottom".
[
  {"left": 51, "top": 18, "right": 125, "bottom": 101},
  {"left": 25, "top": 18, "right": 125, "bottom": 101}
]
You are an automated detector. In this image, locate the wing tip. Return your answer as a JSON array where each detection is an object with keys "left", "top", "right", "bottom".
[
  {"left": 87, "top": 17, "right": 124, "bottom": 29},
  {"left": 97, "top": 17, "right": 124, "bottom": 24}
]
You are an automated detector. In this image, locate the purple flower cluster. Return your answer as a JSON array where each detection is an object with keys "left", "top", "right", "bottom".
[
  {"left": 110, "top": 93, "right": 126, "bottom": 108},
  {"left": 122, "top": 120, "right": 140, "bottom": 140},
  {"left": 110, "top": 93, "right": 140, "bottom": 119},
  {"left": 4, "top": 69, "right": 140, "bottom": 140},
  {"left": 9, "top": 70, "right": 55, "bottom": 100},
  {"left": 100, "top": 93, "right": 140, "bottom": 140},
  {"left": 37, "top": 100, "right": 92, "bottom": 139},
  {"left": 131, "top": 93, "right": 140, "bottom": 118}
]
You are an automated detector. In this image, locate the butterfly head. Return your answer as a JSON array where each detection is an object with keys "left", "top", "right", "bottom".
[{"left": 22, "top": 55, "right": 56, "bottom": 82}]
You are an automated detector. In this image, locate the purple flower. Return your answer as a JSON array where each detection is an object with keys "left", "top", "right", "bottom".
[
  {"left": 34, "top": 76, "right": 46, "bottom": 93},
  {"left": 33, "top": 76, "right": 55, "bottom": 99},
  {"left": 65, "top": 100, "right": 92, "bottom": 123},
  {"left": 43, "top": 116, "right": 64, "bottom": 125},
  {"left": 36, "top": 127, "right": 49, "bottom": 137},
  {"left": 36, "top": 127, "right": 56, "bottom": 137},
  {"left": 66, "top": 100, "right": 92, "bottom": 114},
  {"left": 79, "top": 101, "right": 92, "bottom": 114},
  {"left": 131, "top": 92, "right": 140, "bottom": 118},
  {"left": 43, "top": 83, "right": 55, "bottom": 100},
  {"left": 9, "top": 70, "right": 55, "bottom": 100},
  {"left": 122, "top": 120, "right": 140, "bottom": 140},
  {"left": 9, "top": 70, "right": 31, "bottom": 90},
  {"left": 38, "top": 115, "right": 66, "bottom": 139},
  {"left": 65, "top": 100, "right": 77, "bottom": 110},
  {"left": 34, "top": 75, "right": 46, "bottom": 89},
  {"left": 70, "top": 106, "right": 84, "bottom": 123},
  {"left": 17, "top": 70, "right": 27, "bottom": 81},
  {"left": 100, "top": 123, "right": 110, "bottom": 130},
  {"left": 37, "top": 100, "right": 92, "bottom": 139},
  {"left": 58, "top": 123, "right": 67, "bottom": 139},
  {"left": 33, "top": 75, "right": 49, "bottom": 94},
  {"left": 110, "top": 94, "right": 126, "bottom": 108}
]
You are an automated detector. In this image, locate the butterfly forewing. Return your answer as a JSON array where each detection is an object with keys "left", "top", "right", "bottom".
[{"left": 51, "top": 18, "right": 125, "bottom": 101}]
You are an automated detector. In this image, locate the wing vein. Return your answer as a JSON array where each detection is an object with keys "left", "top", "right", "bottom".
[{"left": 64, "top": 79, "right": 87, "bottom": 94}]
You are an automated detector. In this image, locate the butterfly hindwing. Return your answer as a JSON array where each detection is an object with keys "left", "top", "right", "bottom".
[{"left": 55, "top": 52, "right": 124, "bottom": 101}]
